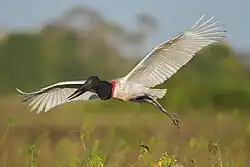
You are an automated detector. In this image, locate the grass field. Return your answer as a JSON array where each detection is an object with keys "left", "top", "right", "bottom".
[{"left": 0, "top": 96, "right": 249, "bottom": 167}]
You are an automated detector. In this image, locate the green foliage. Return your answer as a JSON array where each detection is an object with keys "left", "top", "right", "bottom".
[
  {"left": 0, "top": 117, "right": 15, "bottom": 147},
  {"left": 0, "top": 97, "right": 250, "bottom": 167},
  {"left": 27, "top": 144, "right": 38, "bottom": 167}
]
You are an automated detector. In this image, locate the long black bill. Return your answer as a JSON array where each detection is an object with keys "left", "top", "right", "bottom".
[{"left": 68, "top": 82, "right": 92, "bottom": 100}]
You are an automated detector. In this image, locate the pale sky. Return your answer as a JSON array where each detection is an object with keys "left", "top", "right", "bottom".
[{"left": 0, "top": 0, "right": 249, "bottom": 53}]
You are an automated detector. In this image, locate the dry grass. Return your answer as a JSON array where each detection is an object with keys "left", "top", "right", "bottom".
[{"left": 0, "top": 96, "right": 249, "bottom": 167}]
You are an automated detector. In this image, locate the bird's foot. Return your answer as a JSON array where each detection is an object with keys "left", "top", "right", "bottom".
[{"left": 171, "top": 113, "right": 181, "bottom": 128}]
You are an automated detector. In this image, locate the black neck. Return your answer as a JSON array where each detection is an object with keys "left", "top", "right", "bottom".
[{"left": 94, "top": 81, "right": 112, "bottom": 100}]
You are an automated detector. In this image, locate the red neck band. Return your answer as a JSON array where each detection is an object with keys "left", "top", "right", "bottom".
[{"left": 110, "top": 80, "right": 116, "bottom": 97}]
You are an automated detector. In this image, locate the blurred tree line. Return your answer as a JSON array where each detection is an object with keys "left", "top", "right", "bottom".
[{"left": 0, "top": 6, "right": 250, "bottom": 112}]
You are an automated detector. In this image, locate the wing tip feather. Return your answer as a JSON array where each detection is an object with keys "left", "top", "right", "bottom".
[{"left": 16, "top": 88, "right": 26, "bottom": 95}]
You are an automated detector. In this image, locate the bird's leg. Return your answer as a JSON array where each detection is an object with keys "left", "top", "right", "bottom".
[{"left": 144, "top": 96, "right": 181, "bottom": 128}]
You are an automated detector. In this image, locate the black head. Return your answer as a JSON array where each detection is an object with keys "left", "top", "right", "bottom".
[
  {"left": 68, "top": 76, "right": 101, "bottom": 100},
  {"left": 86, "top": 76, "right": 101, "bottom": 88}
]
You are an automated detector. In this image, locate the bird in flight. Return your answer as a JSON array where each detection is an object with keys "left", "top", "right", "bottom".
[{"left": 17, "top": 14, "right": 226, "bottom": 128}]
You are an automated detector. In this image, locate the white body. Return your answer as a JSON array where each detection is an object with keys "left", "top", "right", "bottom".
[
  {"left": 112, "top": 78, "right": 166, "bottom": 101},
  {"left": 113, "top": 79, "right": 148, "bottom": 101}
]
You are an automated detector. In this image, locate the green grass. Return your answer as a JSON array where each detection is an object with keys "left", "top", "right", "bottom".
[{"left": 0, "top": 96, "right": 250, "bottom": 167}]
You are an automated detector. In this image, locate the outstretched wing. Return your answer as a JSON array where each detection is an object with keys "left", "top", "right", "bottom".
[
  {"left": 124, "top": 14, "right": 226, "bottom": 88},
  {"left": 16, "top": 80, "right": 100, "bottom": 113}
]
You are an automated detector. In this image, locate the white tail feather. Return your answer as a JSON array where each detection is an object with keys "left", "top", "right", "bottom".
[{"left": 149, "top": 89, "right": 167, "bottom": 99}]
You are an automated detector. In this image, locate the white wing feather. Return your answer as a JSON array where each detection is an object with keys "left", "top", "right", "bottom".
[
  {"left": 124, "top": 14, "right": 226, "bottom": 87},
  {"left": 16, "top": 81, "right": 100, "bottom": 113}
]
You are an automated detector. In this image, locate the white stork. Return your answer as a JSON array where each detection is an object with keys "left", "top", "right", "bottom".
[{"left": 16, "top": 14, "right": 226, "bottom": 128}]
